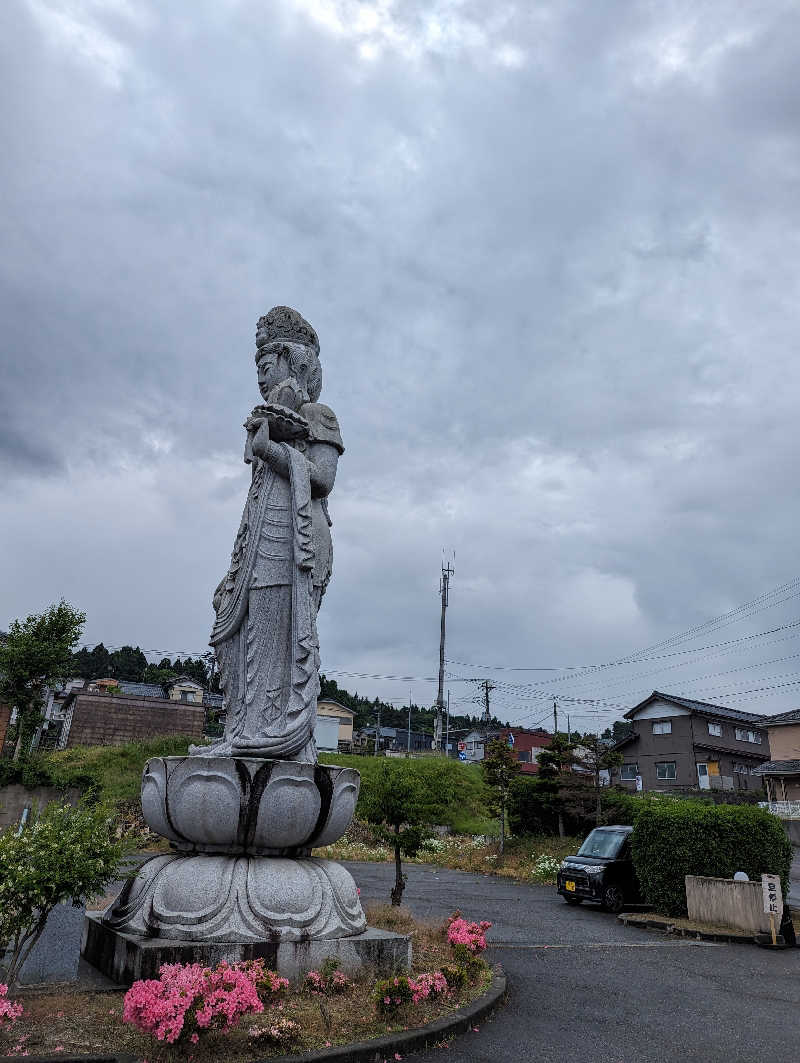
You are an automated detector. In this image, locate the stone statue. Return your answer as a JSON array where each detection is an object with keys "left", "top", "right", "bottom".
[
  {"left": 197, "top": 306, "right": 344, "bottom": 761},
  {"left": 86, "top": 309, "right": 412, "bottom": 973}
]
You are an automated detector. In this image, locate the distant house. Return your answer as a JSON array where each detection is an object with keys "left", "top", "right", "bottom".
[
  {"left": 55, "top": 676, "right": 208, "bottom": 749},
  {"left": 753, "top": 708, "right": 800, "bottom": 806},
  {"left": 316, "top": 698, "right": 356, "bottom": 750},
  {"left": 455, "top": 727, "right": 553, "bottom": 773},
  {"left": 610, "top": 691, "right": 770, "bottom": 793}
]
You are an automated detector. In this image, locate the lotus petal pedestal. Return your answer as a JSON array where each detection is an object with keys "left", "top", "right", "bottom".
[{"left": 82, "top": 757, "right": 410, "bottom": 983}]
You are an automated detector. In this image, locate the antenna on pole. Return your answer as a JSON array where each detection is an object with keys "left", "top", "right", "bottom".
[{"left": 434, "top": 553, "right": 454, "bottom": 754}]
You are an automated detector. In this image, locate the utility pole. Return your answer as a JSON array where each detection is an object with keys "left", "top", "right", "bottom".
[
  {"left": 480, "top": 679, "right": 495, "bottom": 724},
  {"left": 553, "top": 699, "right": 559, "bottom": 736},
  {"left": 407, "top": 690, "right": 412, "bottom": 755},
  {"left": 373, "top": 702, "right": 381, "bottom": 757},
  {"left": 435, "top": 559, "right": 454, "bottom": 754},
  {"left": 567, "top": 713, "right": 571, "bottom": 742}
]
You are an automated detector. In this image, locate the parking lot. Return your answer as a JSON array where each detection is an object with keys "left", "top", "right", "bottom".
[{"left": 348, "top": 860, "right": 800, "bottom": 1063}]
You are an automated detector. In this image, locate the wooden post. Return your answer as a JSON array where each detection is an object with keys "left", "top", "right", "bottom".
[{"left": 770, "top": 913, "right": 777, "bottom": 946}]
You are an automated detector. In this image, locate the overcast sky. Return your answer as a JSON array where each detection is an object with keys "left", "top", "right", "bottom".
[{"left": 3, "top": 0, "right": 800, "bottom": 730}]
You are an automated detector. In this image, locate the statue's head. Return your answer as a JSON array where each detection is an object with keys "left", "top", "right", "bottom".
[{"left": 255, "top": 306, "right": 322, "bottom": 404}]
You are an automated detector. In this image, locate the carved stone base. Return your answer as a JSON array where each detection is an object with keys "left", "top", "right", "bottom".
[
  {"left": 83, "top": 916, "right": 411, "bottom": 985},
  {"left": 103, "top": 853, "right": 366, "bottom": 942}
]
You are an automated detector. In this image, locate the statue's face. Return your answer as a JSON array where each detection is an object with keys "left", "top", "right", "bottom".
[
  {"left": 256, "top": 343, "right": 289, "bottom": 399},
  {"left": 257, "top": 341, "right": 312, "bottom": 401}
]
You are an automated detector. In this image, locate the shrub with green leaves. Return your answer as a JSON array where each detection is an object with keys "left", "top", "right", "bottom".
[
  {"left": 632, "top": 801, "right": 792, "bottom": 916},
  {"left": 0, "top": 802, "right": 125, "bottom": 986}
]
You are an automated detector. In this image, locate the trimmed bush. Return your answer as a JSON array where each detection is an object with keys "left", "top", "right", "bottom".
[{"left": 632, "top": 801, "right": 792, "bottom": 916}]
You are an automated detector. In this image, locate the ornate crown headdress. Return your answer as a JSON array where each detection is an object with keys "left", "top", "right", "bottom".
[{"left": 255, "top": 306, "right": 320, "bottom": 355}]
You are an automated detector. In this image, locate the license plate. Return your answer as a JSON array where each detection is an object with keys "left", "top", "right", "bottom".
[{"left": 565, "top": 880, "right": 576, "bottom": 892}]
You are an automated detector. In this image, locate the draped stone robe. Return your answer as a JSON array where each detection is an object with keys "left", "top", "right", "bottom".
[{"left": 196, "top": 403, "right": 343, "bottom": 762}]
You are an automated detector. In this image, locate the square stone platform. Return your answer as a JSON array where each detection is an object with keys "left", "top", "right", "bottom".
[{"left": 82, "top": 914, "right": 411, "bottom": 985}]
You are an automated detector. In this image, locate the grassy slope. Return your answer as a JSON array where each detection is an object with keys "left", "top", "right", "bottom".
[
  {"left": 11, "top": 743, "right": 494, "bottom": 831},
  {"left": 29, "top": 735, "right": 193, "bottom": 805}
]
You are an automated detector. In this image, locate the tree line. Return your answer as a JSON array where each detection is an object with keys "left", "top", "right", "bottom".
[{"left": 71, "top": 644, "right": 217, "bottom": 691}]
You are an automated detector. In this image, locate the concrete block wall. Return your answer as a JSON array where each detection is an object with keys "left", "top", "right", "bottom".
[
  {"left": 0, "top": 784, "right": 84, "bottom": 829},
  {"left": 685, "top": 875, "right": 771, "bottom": 934},
  {"left": 66, "top": 693, "right": 204, "bottom": 748}
]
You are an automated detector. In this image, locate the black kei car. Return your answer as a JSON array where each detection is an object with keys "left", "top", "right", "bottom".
[{"left": 556, "top": 825, "right": 641, "bottom": 914}]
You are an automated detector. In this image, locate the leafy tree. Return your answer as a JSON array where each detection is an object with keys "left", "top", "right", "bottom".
[
  {"left": 108, "top": 645, "right": 148, "bottom": 682},
  {"left": 142, "top": 666, "right": 179, "bottom": 695},
  {"left": 481, "top": 738, "right": 520, "bottom": 855},
  {"left": 601, "top": 720, "right": 633, "bottom": 743},
  {"left": 537, "top": 733, "right": 580, "bottom": 837},
  {"left": 360, "top": 760, "right": 455, "bottom": 906},
  {"left": 579, "top": 733, "right": 624, "bottom": 823},
  {"left": 0, "top": 801, "right": 124, "bottom": 986},
  {"left": 0, "top": 601, "right": 86, "bottom": 760}
]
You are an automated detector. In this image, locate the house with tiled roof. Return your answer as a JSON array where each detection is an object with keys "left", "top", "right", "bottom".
[
  {"left": 609, "top": 691, "right": 771, "bottom": 793},
  {"left": 752, "top": 707, "right": 800, "bottom": 807}
]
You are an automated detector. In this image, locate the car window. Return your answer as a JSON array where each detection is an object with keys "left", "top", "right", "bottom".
[{"left": 577, "top": 829, "right": 626, "bottom": 859}]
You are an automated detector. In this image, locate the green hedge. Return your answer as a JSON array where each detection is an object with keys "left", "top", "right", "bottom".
[{"left": 632, "top": 801, "right": 793, "bottom": 916}]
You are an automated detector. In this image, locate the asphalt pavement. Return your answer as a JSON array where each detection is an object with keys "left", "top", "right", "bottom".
[{"left": 346, "top": 860, "right": 800, "bottom": 1063}]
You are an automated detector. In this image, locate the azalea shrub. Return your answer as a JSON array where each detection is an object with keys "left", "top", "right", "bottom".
[
  {"left": 122, "top": 961, "right": 263, "bottom": 1044},
  {"left": 248, "top": 1016, "right": 301, "bottom": 1047},
  {"left": 446, "top": 913, "right": 492, "bottom": 977},
  {"left": 440, "top": 963, "right": 468, "bottom": 991},
  {"left": 234, "top": 959, "right": 289, "bottom": 1002},
  {"left": 304, "top": 958, "right": 350, "bottom": 995},
  {"left": 409, "top": 971, "right": 448, "bottom": 1005},
  {"left": 374, "top": 974, "right": 414, "bottom": 1015},
  {"left": 0, "top": 984, "right": 23, "bottom": 1031},
  {"left": 446, "top": 914, "right": 491, "bottom": 954}
]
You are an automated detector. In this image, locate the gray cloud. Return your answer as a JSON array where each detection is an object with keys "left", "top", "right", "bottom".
[{"left": 3, "top": 0, "right": 800, "bottom": 728}]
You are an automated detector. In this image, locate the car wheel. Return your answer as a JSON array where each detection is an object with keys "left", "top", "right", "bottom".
[
  {"left": 602, "top": 885, "right": 625, "bottom": 913},
  {"left": 563, "top": 895, "right": 582, "bottom": 906}
]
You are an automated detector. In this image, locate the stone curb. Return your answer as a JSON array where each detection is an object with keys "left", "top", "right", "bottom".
[
  {"left": 263, "top": 966, "right": 507, "bottom": 1063},
  {"left": 618, "top": 913, "right": 773, "bottom": 945},
  {"left": 1, "top": 968, "right": 508, "bottom": 1063}
]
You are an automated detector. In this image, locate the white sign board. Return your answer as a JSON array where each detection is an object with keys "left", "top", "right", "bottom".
[{"left": 761, "top": 873, "right": 783, "bottom": 918}]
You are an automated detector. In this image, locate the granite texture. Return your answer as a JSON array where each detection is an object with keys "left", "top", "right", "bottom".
[
  {"left": 102, "top": 852, "right": 366, "bottom": 941},
  {"left": 86, "top": 309, "right": 367, "bottom": 962},
  {"left": 140, "top": 756, "right": 359, "bottom": 854},
  {"left": 2, "top": 902, "right": 85, "bottom": 985},
  {"left": 83, "top": 915, "right": 410, "bottom": 984},
  {"left": 196, "top": 306, "right": 343, "bottom": 762}
]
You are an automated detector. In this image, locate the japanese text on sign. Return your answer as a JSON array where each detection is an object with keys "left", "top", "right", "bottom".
[{"left": 761, "top": 873, "right": 783, "bottom": 917}]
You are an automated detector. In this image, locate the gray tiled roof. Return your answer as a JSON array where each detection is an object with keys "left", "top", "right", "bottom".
[
  {"left": 753, "top": 759, "right": 800, "bottom": 775},
  {"left": 762, "top": 707, "right": 800, "bottom": 726},
  {"left": 118, "top": 681, "right": 168, "bottom": 699},
  {"left": 625, "top": 691, "right": 768, "bottom": 724}
]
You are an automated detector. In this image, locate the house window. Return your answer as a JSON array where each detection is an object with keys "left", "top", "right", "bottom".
[
  {"left": 733, "top": 762, "right": 747, "bottom": 774},
  {"left": 620, "top": 763, "right": 638, "bottom": 781},
  {"left": 735, "top": 728, "right": 763, "bottom": 744},
  {"left": 707, "top": 722, "right": 722, "bottom": 737},
  {"left": 180, "top": 691, "right": 197, "bottom": 703},
  {"left": 656, "top": 762, "right": 677, "bottom": 781},
  {"left": 517, "top": 751, "right": 531, "bottom": 763},
  {"left": 466, "top": 742, "right": 474, "bottom": 751},
  {"left": 652, "top": 721, "right": 672, "bottom": 735}
]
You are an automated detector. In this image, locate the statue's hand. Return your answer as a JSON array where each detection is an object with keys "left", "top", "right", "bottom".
[{"left": 251, "top": 418, "right": 271, "bottom": 460}]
